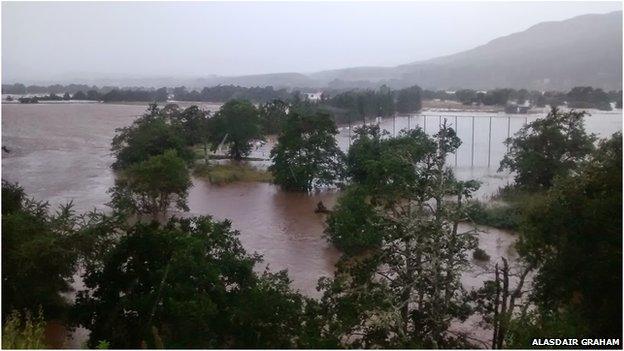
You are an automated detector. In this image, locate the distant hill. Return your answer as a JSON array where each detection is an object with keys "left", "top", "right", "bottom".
[
  {"left": 212, "top": 11, "right": 623, "bottom": 91},
  {"left": 7, "top": 11, "right": 621, "bottom": 91}
]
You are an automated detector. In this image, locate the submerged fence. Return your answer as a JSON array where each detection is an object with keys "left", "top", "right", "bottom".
[{"left": 338, "top": 113, "right": 533, "bottom": 170}]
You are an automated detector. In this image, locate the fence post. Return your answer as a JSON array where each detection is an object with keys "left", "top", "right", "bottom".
[
  {"left": 471, "top": 116, "right": 475, "bottom": 168},
  {"left": 454, "top": 115, "right": 458, "bottom": 167},
  {"left": 408, "top": 114, "right": 411, "bottom": 130},
  {"left": 507, "top": 116, "right": 511, "bottom": 152},
  {"left": 393, "top": 113, "right": 396, "bottom": 136},
  {"left": 424, "top": 115, "right": 427, "bottom": 133},
  {"left": 348, "top": 114, "right": 352, "bottom": 147},
  {"left": 488, "top": 116, "right": 492, "bottom": 168}
]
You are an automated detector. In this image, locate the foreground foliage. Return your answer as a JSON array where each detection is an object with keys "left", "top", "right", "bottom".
[
  {"left": 2, "top": 310, "right": 47, "bottom": 349},
  {"left": 321, "top": 124, "right": 480, "bottom": 348},
  {"left": 74, "top": 216, "right": 319, "bottom": 348},
  {"left": 517, "top": 132, "right": 622, "bottom": 339},
  {"left": 2, "top": 181, "right": 79, "bottom": 320}
]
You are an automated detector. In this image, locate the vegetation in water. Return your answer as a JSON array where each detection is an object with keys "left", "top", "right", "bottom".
[
  {"left": 269, "top": 110, "right": 345, "bottom": 191},
  {"left": 194, "top": 162, "right": 273, "bottom": 185},
  {"left": 500, "top": 106, "right": 595, "bottom": 190}
]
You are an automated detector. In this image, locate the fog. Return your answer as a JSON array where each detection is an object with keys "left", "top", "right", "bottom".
[{"left": 2, "top": 1, "right": 622, "bottom": 84}]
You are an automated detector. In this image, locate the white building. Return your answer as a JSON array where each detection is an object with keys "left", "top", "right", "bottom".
[{"left": 302, "top": 92, "right": 323, "bottom": 101}]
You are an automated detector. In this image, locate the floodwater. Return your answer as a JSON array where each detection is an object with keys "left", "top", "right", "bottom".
[{"left": 2, "top": 102, "right": 621, "bottom": 347}]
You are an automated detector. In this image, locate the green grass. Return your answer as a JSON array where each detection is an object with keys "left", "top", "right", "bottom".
[
  {"left": 466, "top": 186, "right": 545, "bottom": 231},
  {"left": 194, "top": 162, "right": 273, "bottom": 185}
]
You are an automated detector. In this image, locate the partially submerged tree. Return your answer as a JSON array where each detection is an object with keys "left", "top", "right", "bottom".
[
  {"left": 208, "top": 100, "right": 264, "bottom": 160},
  {"left": 108, "top": 150, "right": 191, "bottom": 217},
  {"left": 111, "top": 103, "right": 195, "bottom": 170},
  {"left": 319, "top": 124, "right": 480, "bottom": 348},
  {"left": 269, "top": 111, "right": 345, "bottom": 191},
  {"left": 499, "top": 107, "right": 595, "bottom": 189},
  {"left": 259, "top": 99, "right": 289, "bottom": 135}
]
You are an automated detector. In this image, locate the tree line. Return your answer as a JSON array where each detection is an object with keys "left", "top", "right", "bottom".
[
  {"left": 2, "top": 98, "right": 621, "bottom": 348},
  {"left": 454, "top": 87, "right": 621, "bottom": 110},
  {"left": 6, "top": 82, "right": 621, "bottom": 111}
]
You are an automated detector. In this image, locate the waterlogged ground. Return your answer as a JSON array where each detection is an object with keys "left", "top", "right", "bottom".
[{"left": 2, "top": 102, "right": 620, "bottom": 347}]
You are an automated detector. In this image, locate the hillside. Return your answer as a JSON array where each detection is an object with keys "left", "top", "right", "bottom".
[{"left": 216, "top": 11, "right": 623, "bottom": 91}]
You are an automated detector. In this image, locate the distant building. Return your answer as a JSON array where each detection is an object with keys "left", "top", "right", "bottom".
[
  {"left": 505, "top": 101, "right": 531, "bottom": 114},
  {"left": 302, "top": 92, "right": 323, "bottom": 102}
]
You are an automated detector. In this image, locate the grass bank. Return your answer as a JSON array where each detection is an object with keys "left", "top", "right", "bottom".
[
  {"left": 194, "top": 162, "right": 273, "bottom": 185},
  {"left": 465, "top": 186, "right": 542, "bottom": 231}
]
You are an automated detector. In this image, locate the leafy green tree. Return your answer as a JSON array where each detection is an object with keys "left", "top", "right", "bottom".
[
  {"left": 517, "top": 132, "right": 622, "bottom": 339},
  {"left": 346, "top": 125, "right": 435, "bottom": 204},
  {"left": 169, "top": 105, "right": 212, "bottom": 162},
  {"left": 455, "top": 89, "right": 478, "bottom": 105},
  {"left": 111, "top": 104, "right": 194, "bottom": 170},
  {"left": 259, "top": 99, "right": 289, "bottom": 135},
  {"left": 269, "top": 111, "right": 345, "bottom": 191},
  {"left": 395, "top": 85, "right": 422, "bottom": 114},
  {"left": 2, "top": 181, "right": 79, "bottom": 320},
  {"left": 567, "top": 86, "right": 612, "bottom": 110},
  {"left": 75, "top": 216, "right": 311, "bottom": 348},
  {"left": 324, "top": 186, "right": 383, "bottom": 254},
  {"left": 208, "top": 100, "right": 264, "bottom": 160},
  {"left": 86, "top": 90, "right": 100, "bottom": 101},
  {"left": 319, "top": 125, "right": 479, "bottom": 348},
  {"left": 500, "top": 107, "right": 595, "bottom": 189},
  {"left": 109, "top": 150, "right": 191, "bottom": 217},
  {"left": 72, "top": 91, "right": 87, "bottom": 100}
]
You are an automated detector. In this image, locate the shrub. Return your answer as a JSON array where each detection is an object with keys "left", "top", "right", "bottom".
[{"left": 473, "top": 248, "right": 490, "bottom": 261}]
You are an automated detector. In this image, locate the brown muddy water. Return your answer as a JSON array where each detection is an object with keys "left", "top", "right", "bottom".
[{"left": 2, "top": 102, "right": 621, "bottom": 347}]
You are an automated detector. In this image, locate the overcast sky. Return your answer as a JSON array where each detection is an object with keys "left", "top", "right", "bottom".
[{"left": 2, "top": 1, "right": 622, "bottom": 84}]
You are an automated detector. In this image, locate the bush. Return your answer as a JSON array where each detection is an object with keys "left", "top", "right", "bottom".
[
  {"left": 194, "top": 162, "right": 273, "bottom": 185},
  {"left": 473, "top": 248, "right": 490, "bottom": 261},
  {"left": 465, "top": 200, "right": 522, "bottom": 231}
]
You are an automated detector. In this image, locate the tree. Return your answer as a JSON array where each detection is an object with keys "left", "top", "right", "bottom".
[
  {"left": 319, "top": 124, "right": 480, "bottom": 348},
  {"left": 516, "top": 132, "right": 622, "bottom": 339},
  {"left": 2, "top": 181, "right": 79, "bottom": 320},
  {"left": 395, "top": 85, "right": 422, "bottom": 114},
  {"left": 500, "top": 107, "right": 595, "bottom": 189},
  {"left": 171, "top": 105, "right": 212, "bottom": 163},
  {"left": 259, "top": 99, "right": 289, "bottom": 135},
  {"left": 72, "top": 91, "right": 87, "bottom": 100},
  {"left": 154, "top": 87, "right": 168, "bottom": 102},
  {"left": 108, "top": 150, "right": 191, "bottom": 217},
  {"left": 324, "top": 185, "right": 383, "bottom": 254},
  {"left": 208, "top": 100, "right": 264, "bottom": 160},
  {"left": 75, "top": 216, "right": 312, "bottom": 348},
  {"left": 111, "top": 104, "right": 194, "bottom": 170},
  {"left": 62, "top": 92, "right": 71, "bottom": 101},
  {"left": 269, "top": 111, "right": 345, "bottom": 191},
  {"left": 86, "top": 90, "right": 100, "bottom": 101}
]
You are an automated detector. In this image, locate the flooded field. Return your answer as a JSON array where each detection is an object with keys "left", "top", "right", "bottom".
[{"left": 2, "top": 102, "right": 621, "bottom": 346}]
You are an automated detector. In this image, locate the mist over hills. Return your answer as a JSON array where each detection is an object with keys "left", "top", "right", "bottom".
[
  {"left": 7, "top": 11, "right": 622, "bottom": 91},
  {"left": 212, "top": 11, "right": 622, "bottom": 91}
]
